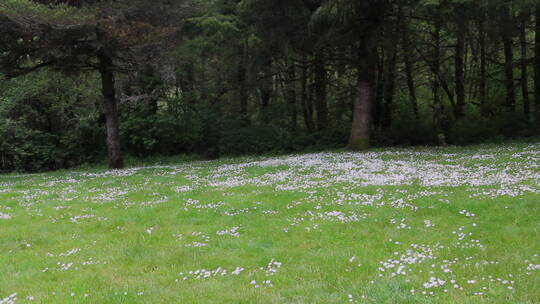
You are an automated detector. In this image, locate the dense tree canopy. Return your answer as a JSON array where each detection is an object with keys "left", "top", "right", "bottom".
[
  {"left": 0, "top": 0, "right": 539, "bottom": 172},
  {"left": 1, "top": 0, "right": 193, "bottom": 168}
]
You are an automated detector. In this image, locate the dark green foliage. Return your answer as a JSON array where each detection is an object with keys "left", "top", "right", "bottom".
[
  {"left": 219, "top": 120, "right": 283, "bottom": 156},
  {"left": 448, "top": 112, "right": 533, "bottom": 145},
  {"left": 372, "top": 119, "right": 434, "bottom": 147},
  {"left": 1, "top": 0, "right": 540, "bottom": 172},
  {"left": 448, "top": 116, "right": 497, "bottom": 145},
  {"left": 0, "top": 119, "right": 56, "bottom": 172},
  {"left": 120, "top": 99, "right": 209, "bottom": 157},
  {"left": 0, "top": 70, "right": 103, "bottom": 172}
]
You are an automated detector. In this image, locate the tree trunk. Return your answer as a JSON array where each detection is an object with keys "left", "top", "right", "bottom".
[
  {"left": 349, "top": 38, "right": 377, "bottom": 151},
  {"left": 454, "top": 17, "right": 466, "bottom": 119},
  {"left": 520, "top": 11, "right": 531, "bottom": 121},
  {"left": 403, "top": 23, "right": 419, "bottom": 119},
  {"left": 314, "top": 50, "right": 328, "bottom": 131},
  {"left": 259, "top": 58, "right": 272, "bottom": 124},
  {"left": 479, "top": 16, "right": 488, "bottom": 116},
  {"left": 97, "top": 51, "right": 124, "bottom": 169},
  {"left": 383, "top": 39, "right": 397, "bottom": 128},
  {"left": 535, "top": 5, "right": 540, "bottom": 126},
  {"left": 503, "top": 37, "right": 516, "bottom": 111},
  {"left": 238, "top": 45, "right": 248, "bottom": 122},
  {"left": 374, "top": 48, "right": 384, "bottom": 129},
  {"left": 382, "top": 7, "right": 401, "bottom": 128},
  {"left": 259, "top": 82, "right": 271, "bottom": 123},
  {"left": 300, "top": 57, "right": 314, "bottom": 132},
  {"left": 433, "top": 15, "right": 443, "bottom": 140},
  {"left": 502, "top": 6, "right": 516, "bottom": 111},
  {"left": 287, "top": 59, "right": 297, "bottom": 133}
]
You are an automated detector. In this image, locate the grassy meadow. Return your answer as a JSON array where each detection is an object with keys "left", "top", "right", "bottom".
[{"left": 0, "top": 142, "right": 539, "bottom": 303}]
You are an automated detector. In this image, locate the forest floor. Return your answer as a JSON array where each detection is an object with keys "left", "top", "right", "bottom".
[{"left": 0, "top": 142, "right": 539, "bottom": 304}]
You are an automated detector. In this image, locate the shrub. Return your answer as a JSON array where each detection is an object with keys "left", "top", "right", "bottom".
[
  {"left": 219, "top": 120, "right": 284, "bottom": 156},
  {"left": 0, "top": 70, "right": 103, "bottom": 172}
]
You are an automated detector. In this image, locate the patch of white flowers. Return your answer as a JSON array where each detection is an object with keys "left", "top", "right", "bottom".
[
  {"left": 216, "top": 226, "right": 241, "bottom": 237},
  {"left": 0, "top": 143, "right": 539, "bottom": 302},
  {"left": 422, "top": 277, "right": 446, "bottom": 289},
  {"left": 459, "top": 210, "right": 476, "bottom": 217},
  {"left": 424, "top": 220, "right": 435, "bottom": 228},
  {"left": 0, "top": 294, "right": 17, "bottom": 304},
  {"left": 177, "top": 259, "right": 282, "bottom": 283}
]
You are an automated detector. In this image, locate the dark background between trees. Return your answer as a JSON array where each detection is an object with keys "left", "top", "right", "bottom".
[{"left": 0, "top": 0, "right": 539, "bottom": 172}]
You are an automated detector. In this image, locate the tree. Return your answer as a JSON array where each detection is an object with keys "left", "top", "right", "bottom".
[
  {"left": 401, "top": 13, "right": 419, "bottom": 119},
  {"left": 0, "top": 0, "right": 193, "bottom": 168},
  {"left": 2, "top": 0, "right": 540, "bottom": 173},
  {"left": 499, "top": 2, "right": 516, "bottom": 111},
  {"left": 519, "top": 9, "right": 530, "bottom": 121},
  {"left": 536, "top": 4, "right": 540, "bottom": 126},
  {"left": 453, "top": 1, "right": 468, "bottom": 119},
  {"left": 312, "top": 0, "right": 391, "bottom": 150}
]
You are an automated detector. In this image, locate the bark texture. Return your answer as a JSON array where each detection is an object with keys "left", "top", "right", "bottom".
[
  {"left": 403, "top": 24, "right": 419, "bottom": 119},
  {"left": 349, "top": 38, "right": 377, "bottom": 151},
  {"left": 454, "top": 18, "right": 466, "bottom": 119},
  {"left": 501, "top": 6, "right": 515, "bottom": 111},
  {"left": 520, "top": 12, "right": 530, "bottom": 120},
  {"left": 314, "top": 51, "right": 328, "bottom": 131},
  {"left": 97, "top": 50, "right": 124, "bottom": 169}
]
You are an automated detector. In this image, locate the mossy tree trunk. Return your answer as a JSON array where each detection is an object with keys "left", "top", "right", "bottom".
[{"left": 349, "top": 37, "right": 377, "bottom": 151}]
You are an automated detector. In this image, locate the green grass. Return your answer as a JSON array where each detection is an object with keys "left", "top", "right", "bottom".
[{"left": 0, "top": 142, "right": 539, "bottom": 303}]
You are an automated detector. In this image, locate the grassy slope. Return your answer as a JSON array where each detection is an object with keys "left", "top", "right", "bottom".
[{"left": 0, "top": 142, "right": 539, "bottom": 303}]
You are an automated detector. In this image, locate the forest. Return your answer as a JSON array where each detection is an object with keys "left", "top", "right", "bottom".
[
  {"left": 1, "top": 0, "right": 539, "bottom": 172},
  {"left": 1, "top": 2, "right": 540, "bottom": 303}
]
